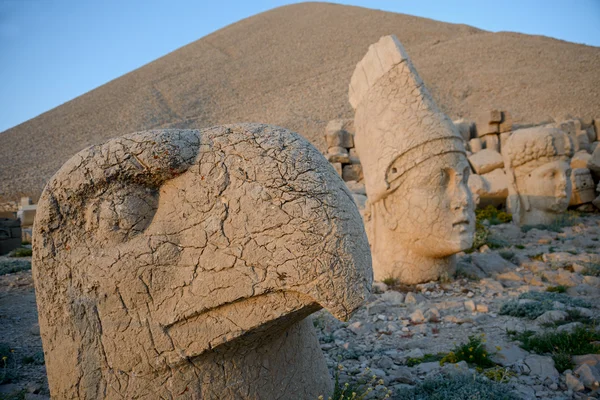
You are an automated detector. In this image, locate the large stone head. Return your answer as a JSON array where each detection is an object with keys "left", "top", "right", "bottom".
[
  {"left": 33, "top": 124, "right": 372, "bottom": 398},
  {"left": 503, "top": 126, "right": 573, "bottom": 226},
  {"left": 349, "top": 35, "right": 474, "bottom": 283}
]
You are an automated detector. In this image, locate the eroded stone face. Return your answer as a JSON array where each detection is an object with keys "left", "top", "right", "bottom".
[
  {"left": 349, "top": 35, "right": 474, "bottom": 284},
  {"left": 504, "top": 126, "right": 574, "bottom": 226},
  {"left": 33, "top": 124, "right": 372, "bottom": 399}
]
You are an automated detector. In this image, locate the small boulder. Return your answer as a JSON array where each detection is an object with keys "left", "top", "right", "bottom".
[
  {"left": 524, "top": 355, "right": 559, "bottom": 380},
  {"left": 468, "top": 149, "right": 504, "bottom": 174}
]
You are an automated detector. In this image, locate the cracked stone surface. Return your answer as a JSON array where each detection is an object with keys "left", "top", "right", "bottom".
[
  {"left": 32, "top": 124, "right": 372, "bottom": 399},
  {"left": 349, "top": 35, "right": 475, "bottom": 284},
  {"left": 503, "top": 126, "right": 574, "bottom": 226}
]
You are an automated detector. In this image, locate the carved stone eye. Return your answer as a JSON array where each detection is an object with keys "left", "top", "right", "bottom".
[{"left": 85, "top": 184, "right": 158, "bottom": 242}]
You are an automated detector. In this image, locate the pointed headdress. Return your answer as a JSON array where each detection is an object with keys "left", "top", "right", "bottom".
[{"left": 349, "top": 35, "right": 466, "bottom": 203}]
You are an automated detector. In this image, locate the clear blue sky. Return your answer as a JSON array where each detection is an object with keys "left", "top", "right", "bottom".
[{"left": 1, "top": 0, "right": 599, "bottom": 133}]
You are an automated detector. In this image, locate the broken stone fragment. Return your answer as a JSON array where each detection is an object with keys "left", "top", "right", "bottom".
[
  {"left": 571, "top": 151, "right": 592, "bottom": 169},
  {"left": 570, "top": 168, "right": 596, "bottom": 206},
  {"left": 342, "top": 164, "right": 363, "bottom": 182},
  {"left": 325, "top": 119, "right": 354, "bottom": 149},
  {"left": 327, "top": 146, "right": 350, "bottom": 163},
  {"left": 468, "top": 149, "right": 504, "bottom": 175}
]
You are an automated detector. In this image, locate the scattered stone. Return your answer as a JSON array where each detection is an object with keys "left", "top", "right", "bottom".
[
  {"left": 410, "top": 309, "right": 426, "bottom": 323},
  {"left": 464, "top": 300, "right": 476, "bottom": 312},
  {"left": 566, "top": 372, "right": 585, "bottom": 392},
  {"left": 489, "top": 342, "right": 529, "bottom": 367},
  {"left": 524, "top": 355, "right": 559, "bottom": 380},
  {"left": 573, "top": 364, "right": 600, "bottom": 390},
  {"left": 535, "top": 310, "right": 568, "bottom": 324}
]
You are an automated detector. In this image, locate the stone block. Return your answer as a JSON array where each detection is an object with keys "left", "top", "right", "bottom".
[
  {"left": 476, "top": 120, "right": 499, "bottom": 137},
  {"left": 571, "top": 151, "right": 592, "bottom": 169},
  {"left": 499, "top": 111, "right": 512, "bottom": 133},
  {"left": 469, "top": 170, "right": 509, "bottom": 208},
  {"left": 469, "top": 138, "right": 483, "bottom": 153},
  {"left": 468, "top": 149, "right": 504, "bottom": 175},
  {"left": 325, "top": 120, "right": 354, "bottom": 149},
  {"left": 483, "top": 134, "right": 499, "bottom": 152},
  {"left": 570, "top": 168, "right": 595, "bottom": 206},
  {"left": 499, "top": 132, "right": 511, "bottom": 153},
  {"left": 588, "top": 145, "right": 600, "bottom": 173},
  {"left": 0, "top": 211, "right": 16, "bottom": 219},
  {"left": 342, "top": 164, "right": 363, "bottom": 182},
  {"left": 327, "top": 146, "right": 350, "bottom": 164},
  {"left": 575, "top": 130, "right": 591, "bottom": 152},
  {"left": 586, "top": 126, "right": 597, "bottom": 143},
  {"left": 489, "top": 109, "right": 502, "bottom": 123},
  {"left": 18, "top": 207, "right": 36, "bottom": 228},
  {"left": 20, "top": 197, "right": 32, "bottom": 207}
]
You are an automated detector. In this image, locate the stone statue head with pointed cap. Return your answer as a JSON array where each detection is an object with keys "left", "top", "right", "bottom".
[
  {"left": 349, "top": 35, "right": 475, "bottom": 284},
  {"left": 503, "top": 126, "right": 573, "bottom": 226}
]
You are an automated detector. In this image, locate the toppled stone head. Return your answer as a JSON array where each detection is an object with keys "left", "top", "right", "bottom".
[
  {"left": 349, "top": 35, "right": 475, "bottom": 284},
  {"left": 570, "top": 168, "right": 595, "bottom": 206},
  {"left": 33, "top": 124, "right": 372, "bottom": 399},
  {"left": 503, "top": 126, "right": 574, "bottom": 226}
]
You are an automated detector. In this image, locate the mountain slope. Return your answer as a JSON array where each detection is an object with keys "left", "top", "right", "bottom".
[{"left": 1, "top": 2, "right": 599, "bottom": 200}]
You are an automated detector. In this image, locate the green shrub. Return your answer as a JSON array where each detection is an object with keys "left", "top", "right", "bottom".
[
  {"left": 406, "top": 353, "right": 446, "bottom": 367},
  {"left": 515, "top": 244, "right": 525, "bottom": 249},
  {"left": 510, "top": 326, "right": 600, "bottom": 372},
  {"left": 440, "top": 335, "right": 495, "bottom": 368},
  {"left": 481, "top": 366, "right": 517, "bottom": 383},
  {"left": 545, "top": 285, "right": 568, "bottom": 293},
  {"left": 499, "top": 291, "right": 590, "bottom": 319},
  {"left": 581, "top": 263, "right": 600, "bottom": 277},
  {"left": 10, "top": 248, "right": 32, "bottom": 258},
  {"left": 323, "top": 365, "right": 391, "bottom": 400},
  {"left": 396, "top": 373, "right": 518, "bottom": 400},
  {"left": 476, "top": 206, "right": 512, "bottom": 226},
  {"left": 0, "top": 259, "right": 31, "bottom": 276}
]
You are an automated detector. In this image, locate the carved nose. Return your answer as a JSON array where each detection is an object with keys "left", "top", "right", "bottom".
[{"left": 452, "top": 181, "right": 470, "bottom": 210}]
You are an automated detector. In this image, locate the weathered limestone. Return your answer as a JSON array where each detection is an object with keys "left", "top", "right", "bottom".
[
  {"left": 468, "top": 149, "right": 504, "bottom": 175},
  {"left": 570, "top": 168, "right": 596, "bottom": 206},
  {"left": 0, "top": 218, "right": 21, "bottom": 255},
  {"left": 32, "top": 124, "right": 372, "bottom": 399},
  {"left": 588, "top": 145, "right": 600, "bottom": 173},
  {"left": 468, "top": 170, "right": 509, "bottom": 208},
  {"left": 503, "top": 126, "right": 574, "bottom": 226},
  {"left": 469, "top": 138, "right": 483, "bottom": 153},
  {"left": 484, "top": 134, "right": 500, "bottom": 152},
  {"left": 349, "top": 35, "right": 474, "bottom": 284},
  {"left": 571, "top": 151, "right": 592, "bottom": 169},
  {"left": 499, "top": 111, "right": 513, "bottom": 133}
]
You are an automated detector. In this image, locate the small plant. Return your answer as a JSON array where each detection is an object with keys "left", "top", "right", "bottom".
[
  {"left": 546, "top": 285, "right": 568, "bottom": 293},
  {"left": 381, "top": 276, "right": 399, "bottom": 288},
  {"left": 406, "top": 353, "right": 446, "bottom": 367},
  {"left": 466, "top": 221, "right": 489, "bottom": 253},
  {"left": 396, "top": 373, "right": 518, "bottom": 399},
  {"left": 515, "top": 244, "right": 525, "bottom": 250},
  {"left": 440, "top": 335, "right": 495, "bottom": 368},
  {"left": 530, "top": 253, "right": 544, "bottom": 261},
  {"left": 323, "top": 364, "right": 391, "bottom": 400},
  {"left": 10, "top": 248, "right": 32, "bottom": 258},
  {"left": 481, "top": 366, "right": 517, "bottom": 383},
  {"left": 0, "top": 343, "right": 18, "bottom": 385},
  {"left": 21, "top": 240, "right": 31, "bottom": 246},
  {"left": 509, "top": 325, "right": 600, "bottom": 372}
]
